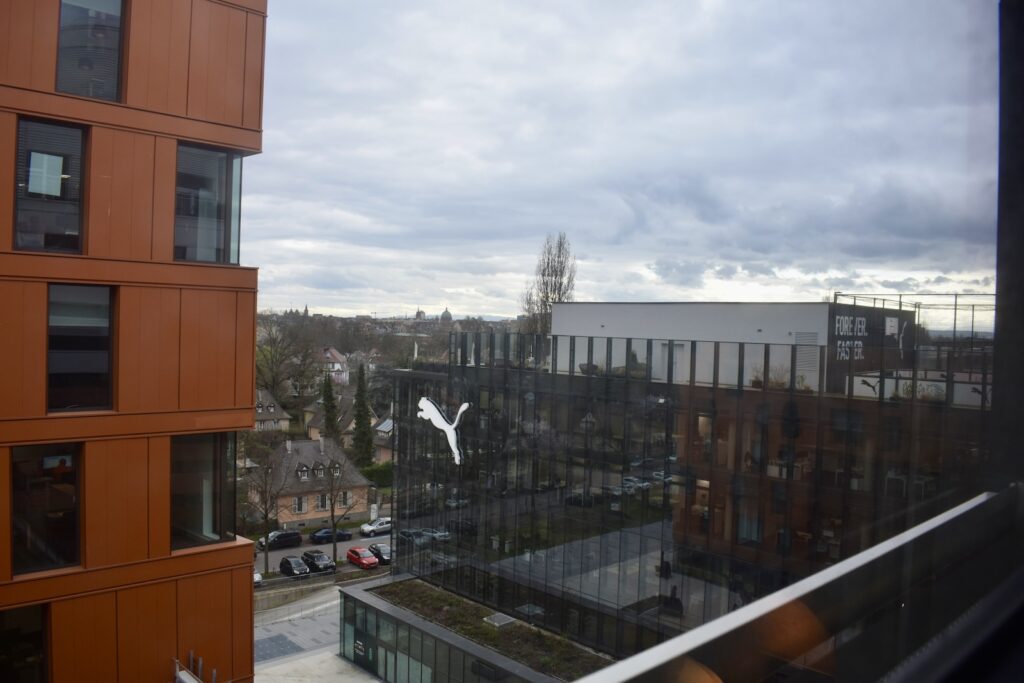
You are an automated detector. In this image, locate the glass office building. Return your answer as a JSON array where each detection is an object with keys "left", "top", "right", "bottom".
[{"left": 389, "top": 305, "right": 992, "bottom": 659}]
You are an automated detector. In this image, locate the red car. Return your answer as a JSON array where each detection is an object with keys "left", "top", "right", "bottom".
[{"left": 346, "top": 547, "right": 380, "bottom": 570}]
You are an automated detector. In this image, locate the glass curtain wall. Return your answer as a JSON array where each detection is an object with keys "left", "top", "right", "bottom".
[{"left": 392, "top": 330, "right": 992, "bottom": 658}]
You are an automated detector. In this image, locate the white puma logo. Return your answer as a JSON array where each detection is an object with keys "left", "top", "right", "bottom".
[{"left": 417, "top": 397, "right": 471, "bottom": 464}]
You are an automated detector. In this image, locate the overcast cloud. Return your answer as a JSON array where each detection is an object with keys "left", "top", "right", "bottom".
[{"left": 243, "top": 0, "right": 998, "bottom": 317}]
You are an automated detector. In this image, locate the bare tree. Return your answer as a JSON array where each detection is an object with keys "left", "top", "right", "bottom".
[
  {"left": 240, "top": 431, "right": 289, "bottom": 576},
  {"left": 521, "top": 232, "right": 577, "bottom": 336},
  {"left": 256, "top": 317, "right": 297, "bottom": 397},
  {"left": 319, "top": 441, "right": 364, "bottom": 564}
]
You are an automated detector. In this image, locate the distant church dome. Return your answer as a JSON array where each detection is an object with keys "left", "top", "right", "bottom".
[{"left": 441, "top": 307, "right": 453, "bottom": 323}]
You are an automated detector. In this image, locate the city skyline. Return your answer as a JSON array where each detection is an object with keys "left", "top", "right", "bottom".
[{"left": 245, "top": 0, "right": 997, "bottom": 318}]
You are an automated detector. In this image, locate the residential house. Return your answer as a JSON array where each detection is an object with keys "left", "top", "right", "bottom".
[
  {"left": 254, "top": 388, "right": 292, "bottom": 431},
  {"left": 268, "top": 439, "right": 372, "bottom": 530},
  {"left": 322, "top": 346, "right": 350, "bottom": 385},
  {"left": 373, "top": 416, "right": 394, "bottom": 464}
]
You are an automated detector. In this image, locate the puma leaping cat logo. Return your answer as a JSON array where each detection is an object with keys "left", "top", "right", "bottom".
[{"left": 417, "top": 397, "right": 471, "bottom": 465}]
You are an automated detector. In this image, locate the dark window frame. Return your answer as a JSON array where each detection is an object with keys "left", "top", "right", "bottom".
[
  {"left": 11, "top": 443, "right": 82, "bottom": 576},
  {"left": 14, "top": 119, "right": 86, "bottom": 254},
  {"left": 47, "top": 284, "right": 114, "bottom": 413},
  {"left": 173, "top": 144, "right": 244, "bottom": 265},
  {"left": 55, "top": 0, "right": 126, "bottom": 103},
  {"left": 170, "top": 432, "right": 237, "bottom": 551}
]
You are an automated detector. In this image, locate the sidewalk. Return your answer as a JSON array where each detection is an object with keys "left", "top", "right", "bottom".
[
  {"left": 255, "top": 646, "right": 376, "bottom": 682},
  {"left": 253, "top": 584, "right": 377, "bottom": 682}
]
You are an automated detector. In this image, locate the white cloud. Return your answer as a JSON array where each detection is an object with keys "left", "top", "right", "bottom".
[{"left": 244, "top": 0, "right": 998, "bottom": 316}]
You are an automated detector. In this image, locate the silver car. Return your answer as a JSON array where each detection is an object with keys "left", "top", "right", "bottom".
[{"left": 360, "top": 517, "right": 393, "bottom": 537}]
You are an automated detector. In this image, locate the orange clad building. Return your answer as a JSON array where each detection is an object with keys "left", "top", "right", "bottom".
[{"left": 0, "top": 1, "right": 266, "bottom": 681}]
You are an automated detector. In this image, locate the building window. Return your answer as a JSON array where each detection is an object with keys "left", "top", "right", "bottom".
[
  {"left": 298, "top": 467, "right": 309, "bottom": 481},
  {"left": 293, "top": 496, "right": 307, "bottom": 514},
  {"left": 316, "top": 494, "right": 328, "bottom": 511},
  {"left": 315, "top": 466, "right": 325, "bottom": 478},
  {"left": 56, "top": 0, "right": 124, "bottom": 102},
  {"left": 48, "top": 284, "right": 112, "bottom": 411},
  {"left": 170, "top": 433, "right": 236, "bottom": 550},
  {"left": 12, "top": 443, "right": 80, "bottom": 574},
  {"left": 174, "top": 145, "right": 242, "bottom": 264},
  {"left": 340, "top": 491, "right": 352, "bottom": 508},
  {"left": 14, "top": 120, "right": 84, "bottom": 253},
  {"left": 0, "top": 605, "right": 46, "bottom": 681}
]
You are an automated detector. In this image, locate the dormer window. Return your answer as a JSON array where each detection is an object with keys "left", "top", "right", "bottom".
[
  {"left": 315, "top": 466, "right": 325, "bottom": 478},
  {"left": 269, "top": 403, "right": 275, "bottom": 411},
  {"left": 298, "top": 466, "right": 309, "bottom": 481},
  {"left": 256, "top": 402, "right": 263, "bottom": 413},
  {"left": 331, "top": 464, "right": 342, "bottom": 477}
]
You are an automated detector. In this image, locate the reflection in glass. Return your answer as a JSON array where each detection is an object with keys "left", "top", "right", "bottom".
[
  {"left": 15, "top": 121, "right": 83, "bottom": 253},
  {"left": 0, "top": 605, "right": 47, "bottom": 682},
  {"left": 12, "top": 444, "right": 80, "bottom": 575},
  {"left": 174, "top": 146, "right": 243, "bottom": 264},
  {"left": 170, "top": 433, "right": 236, "bottom": 549},
  {"left": 48, "top": 284, "right": 112, "bottom": 411},
  {"left": 56, "top": 0, "right": 124, "bottom": 101}
]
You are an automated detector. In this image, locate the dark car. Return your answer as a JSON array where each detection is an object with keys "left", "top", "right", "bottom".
[
  {"left": 346, "top": 547, "right": 379, "bottom": 570},
  {"left": 279, "top": 555, "right": 310, "bottom": 578},
  {"left": 301, "top": 549, "right": 336, "bottom": 573},
  {"left": 258, "top": 529, "right": 303, "bottom": 550},
  {"left": 310, "top": 527, "right": 353, "bottom": 544},
  {"left": 367, "top": 543, "right": 391, "bottom": 565},
  {"left": 446, "top": 518, "right": 478, "bottom": 535}
]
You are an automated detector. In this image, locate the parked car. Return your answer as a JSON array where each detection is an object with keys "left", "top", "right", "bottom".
[
  {"left": 420, "top": 528, "right": 451, "bottom": 543},
  {"left": 446, "top": 519, "right": 478, "bottom": 535},
  {"left": 310, "top": 527, "right": 353, "bottom": 544},
  {"left": 368, "top": 543, "right": 391, "bottom": 565},
  {"left": 258, "top": 530, "right": 303, "bottom": 550},
  {"left": 301, "top": 549, "right": 336, "bottom": 573},
  {"left": 346, "top": 547, "right": 380, "bottom": 569},
  {"left": 565, "top": 491, "right": 596, "bottom": 507},
  {"left": 622, "top": 476, "right": 652, "bottom": 492},
  {"left": 360, "top": 517, "right": 392, "bottom": 537},
  {"left": 397, "top": 529, "right": 430, "bottom": 548},
  {"left": 279, "top": 555, "right": 310, "bottom": 578},
  {"left": 444, "top": 497, "right": 469, "bottom": 509},
  {"left": 253, "top": 571, "right": 262, "bottom": 588},
  {"left": 429, "top": 551, "right": 459, "bottom": 569}
]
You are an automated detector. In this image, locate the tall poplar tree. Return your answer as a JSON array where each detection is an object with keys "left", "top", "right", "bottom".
[
  {"left": 321, "top": 373, "right": 340, "bottom": 441},
  {"left": 352, "top": 364, "right": 374, "bottom": 466}
]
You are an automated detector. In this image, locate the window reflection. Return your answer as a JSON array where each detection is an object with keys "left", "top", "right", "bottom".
[
  {"left": 15, "top": 121, "right": 84, "bottom": 253},
  {"left": 12, "top": 444, "right": 80, "bottom": 575},
  {"left": 170, "top": 433, "right": 236, "bottom": 549},
  {"left": 174, "top": 146, "right": 243, "bottom": 264},
  {"left": 56, "top": 0, "right": 124, "bottom": 102}
]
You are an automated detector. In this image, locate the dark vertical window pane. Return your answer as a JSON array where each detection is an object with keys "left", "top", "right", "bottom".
[
  {"left": 48, "top": 285, "right": 112, "bottom": 411},
  {"left": 171, "top": 433, "right": 237, "bottom": 549},
  {"left": 12, "top": 444, "right": 80, "bottom": 575},
  {"left": 0, "top": 605, "right": 47, "bottom": 682},
  {"left": 174, "top": 146, "right": 242, "bottom": 264},
  {"left": 56, "top": 0, "right": 123, "bottom": 101},
  {"left": 15, "top": 121, "right": 83, "bottom": 253}
]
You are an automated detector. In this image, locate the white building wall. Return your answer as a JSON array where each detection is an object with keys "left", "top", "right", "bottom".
[
  {"left": 551, "top": 302, "right": 830, "bottom": 385},
  {"left": 551, "top": 302, "right": 830, "bottom": 344}
]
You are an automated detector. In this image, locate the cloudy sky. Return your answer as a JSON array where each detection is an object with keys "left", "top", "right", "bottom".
[{"left": 243, "top": 0, "right": 998, "bottom": 318}]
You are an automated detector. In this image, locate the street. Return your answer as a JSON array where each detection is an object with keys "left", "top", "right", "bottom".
[{"left": 250, "top": 530, "right": 391, "bottom": 578}]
